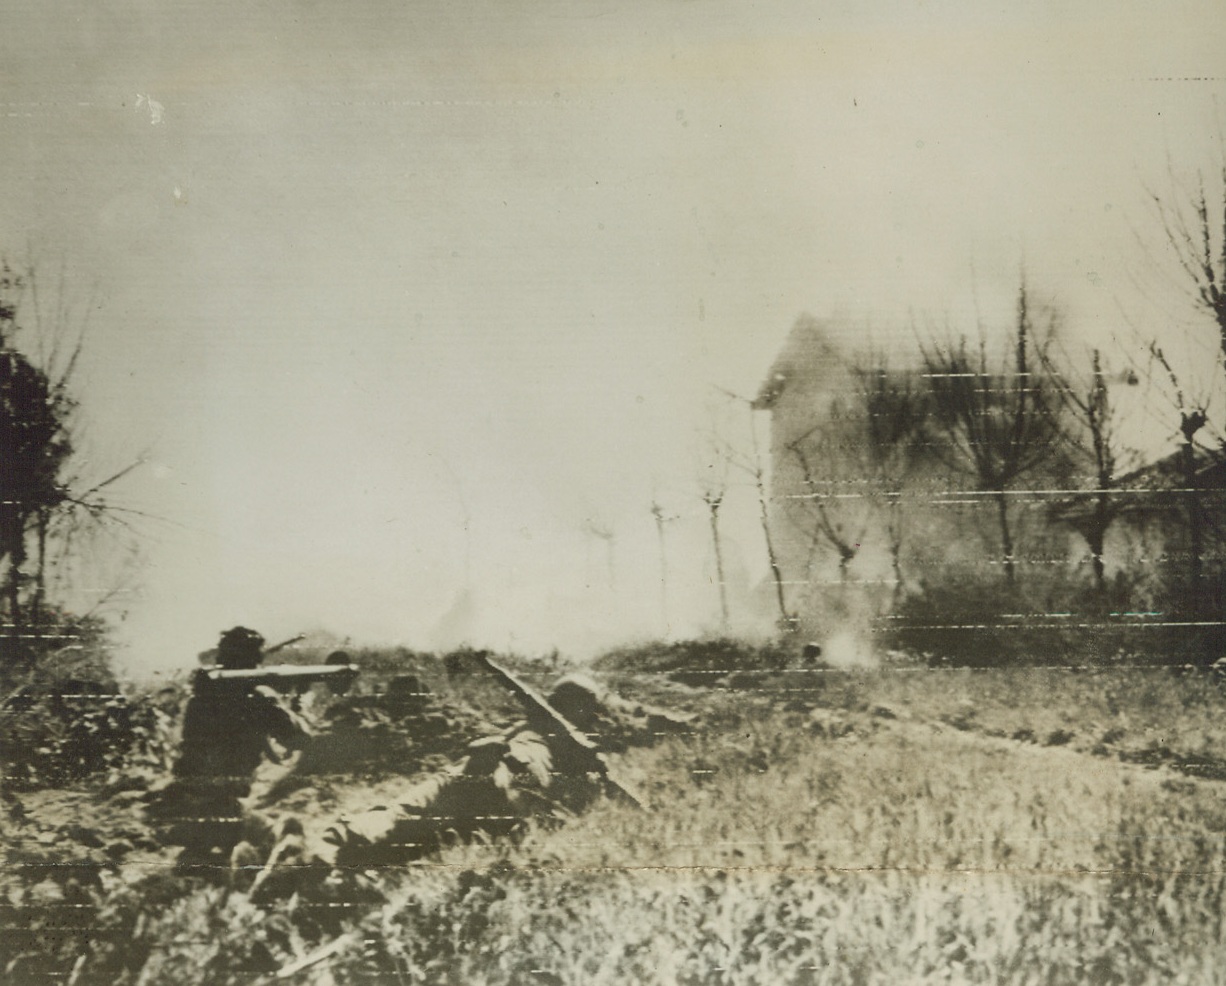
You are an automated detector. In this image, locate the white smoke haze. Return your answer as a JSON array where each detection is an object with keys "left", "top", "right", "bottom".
[
  {"left": 112, "top": 476, "right": 780, "bottom": 676},
  {"left": 3, "top": 1, "right": 1221, "bottom": 677},
  {"left": 821, "top": 630, "right": 880, "bottom": 671}
]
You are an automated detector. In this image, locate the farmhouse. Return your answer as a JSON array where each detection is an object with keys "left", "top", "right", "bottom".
[
  {"left": 750, "top": 315, "right": 970, "bottom": 631},
  {"left": 751, "top": 316, "right": 867, "bottom": 598},
  {"left": 750, "top": 314, "right": 1218, "bottom": 638}
]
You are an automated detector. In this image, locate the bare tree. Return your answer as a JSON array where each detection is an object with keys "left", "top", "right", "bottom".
[
  {"left": 1147, "top": 342, "right": 1212, "bottom": 597},
  {"left": 696, "top": 410, "right": 732, "bottom": 631},
  {"left": 712, "top": 388, "right": 795, "bottom": 632},
  {"left": 649, "top": 500, "right": 679, "bottom": 632},
  {"left": 920, "top": 284, "right": 1065, "bottom": 583},
  {"left": 783, "top": 430, "right": 865, "bottom": 582},
  {"left": 1143, "top": 151, "right": 1226, "bottom": 617},
  {"left": 853, "top": 350, "right": 929, "bottom": 599},
  {"left": 1039, "top": 346, "right": 1141, "bottom": 592},
  {"left": 582, "top": 517, "right": 616, "bottom": 589},
  {"left": 1151, "top": 155, "right": 1226, "bottom": 371},
  {"left": 700, "top": 489, "right": 730, "bottom": 630}
]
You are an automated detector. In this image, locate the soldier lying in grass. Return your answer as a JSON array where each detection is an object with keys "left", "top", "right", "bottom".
[
  {"left": 318, "top": 728, "right": 558, "bottom": 867},
  {"left": 319, "top": 654, "right": 642, "bottom": 869},
  {"left": 228, "top": 652, "right": 672, "bottom": 895}
]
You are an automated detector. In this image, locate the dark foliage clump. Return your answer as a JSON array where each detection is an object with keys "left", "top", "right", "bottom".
[
  {"left": 593, "top": 637, "right": 789, "bottom": 687},
  {"left": 890, "top": 570, "right": 1221, "bottom": 668}
]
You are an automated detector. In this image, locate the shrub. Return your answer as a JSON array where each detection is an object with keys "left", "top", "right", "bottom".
[
  {"left": 888, "top": 565, "right": 1220, "bottom": 667},
  {"left": 0, "top": 617, "right": 184, "bottom": 792},
  {"left": 593, "top": 637, "right": 789, "bottom": 687}
]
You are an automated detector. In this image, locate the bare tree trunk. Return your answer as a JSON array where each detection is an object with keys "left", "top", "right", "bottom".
[
  {"left": 705, "top": 495, "right": 729, "bottom": 631},
  {"left": 1088, "top": 492, "right": 1108, "bottom": 593},
  {"left": 1145, "top": 347, "right": 1210, "bottom": 615},
  {"left": 32, "top": 509, "right": 48, "bottom": 627},
  {"left": 887, "top": 499, "right": 905, "bottom": 604},
  {"left": 995, "top": 490, "right": 1015, "bottom": 583},
  {"left": 714, "top": 395, "right": 797, "bottom": 633},
  {"left": 3, "top": 560, "right": 19, "bottom": 631},
  {"left": 1181, "top": 437, "right": 1203, "bottom": 604},
  {"left": 3, "top": 537, "right": 25, "bottom": 660},
  {"left": 754, "top": 465, "right": 792, "bottom": 631},
  {"left": 787, "top": 441, "right": 862, "bottom": 586},
  {"left": 651, "top": 503, "right": 670, "bottom": 633},
  {"left": 584, "top": 521, "right": 617, "bottom": 589},
  {"left": 744, "top": 411, "right": 794, "bottom": 631}
]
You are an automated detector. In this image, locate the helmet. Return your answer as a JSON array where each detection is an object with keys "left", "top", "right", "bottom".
[{"left": 216, "top": 627, "right": 265, "bottom": 670}]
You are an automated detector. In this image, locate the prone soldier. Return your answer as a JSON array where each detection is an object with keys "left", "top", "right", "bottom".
[{"left": 321, "top": 651, "right": 640, "bottom": 868}]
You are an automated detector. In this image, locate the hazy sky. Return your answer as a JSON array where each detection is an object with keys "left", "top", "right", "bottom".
[{"left": 3, "top": 0, "right": 1224, "bottom": 674}]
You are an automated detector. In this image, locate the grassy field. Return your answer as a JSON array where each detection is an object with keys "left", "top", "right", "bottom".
[
  {"left": 6, "top": 646, "right": 1226, "bottom": 984},
  {"left": 315, "top": 667, "right": 1226, "bottom": 986}
]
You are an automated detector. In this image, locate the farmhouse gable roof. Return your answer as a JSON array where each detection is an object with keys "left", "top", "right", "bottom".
[{"left": 751, "top": 314, "right": 845, "bottom": 410}]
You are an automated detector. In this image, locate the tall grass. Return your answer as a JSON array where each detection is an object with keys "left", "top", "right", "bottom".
[
  {"left": 316, "top": 694, "right": 1226, "bottom": 985},
  {"left": 10, "top": 653, "right": 1226, "bottom": 985}
]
